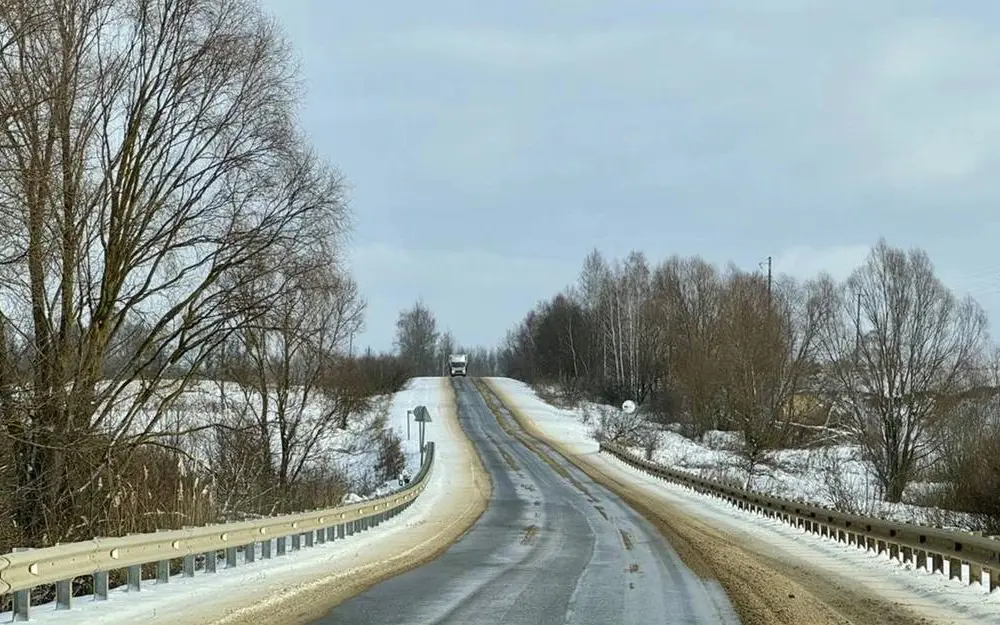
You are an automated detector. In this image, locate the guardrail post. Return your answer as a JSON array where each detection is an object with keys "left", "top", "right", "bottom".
[
  {"left": 55, "top": 578, "right": 72, "bottom": 610},
  {"left": 990, "top": 568, "right": 999, "bottom": 592},
  {"left": 244, "top": 543, "right": 256, "bottom": 563},
  {"left": 226, "top": 546, "right": 238, "bottom": 568},
  {"left": 932, "top": 553, "right": 944, "bottom": 574},
  {"left": 12, "top": 589, "right": 29, "bottom": 621},
  {"left": 969, "top": 562, "right": 982, "bottom": 586},
  {"left": 261, "top": 538, "right": 272, "bottom": 559},
  {"left": 337, "top": 523, "right": 345, "bottom": 539},
  {"left": 305, "top": 531, "right": 314, "bottom": 548},
  {"left": 901, "top": 546, "right": 913, "bottom": 564},
  {"left": 183, "top": 554, "right": 196, "bottom": 577},
  {"left": 327, "top": 526, "right": 336, "bottom": 542},
  {"left": 157, "top": 559, "right": 170, "bottom": 583},
  {"left": 205, "top": 551, "right": 218, "bottom": 573},
  {"left": 291, "top": 534, "right": 301, "bottom": 551},
  {"left": 949, "top": 557, "right": 961, "bottom": 581},
  {"left": 94, "top": 570, "right": 109, "bottom": 601},
  {"left": 916, "top": 550, "right": 927, "bottom": 571},
  {"left": 317, "top": 528, "right": 326, "bottom": 544},
  {"left": 277, "top": 536, "right": 287, "bottom": 555},
  {"left": 11, "top": 547, "right": 30, "bottom": 621},
  {"left": 127, "top": 564, "right": 142, "bottom": 591}
]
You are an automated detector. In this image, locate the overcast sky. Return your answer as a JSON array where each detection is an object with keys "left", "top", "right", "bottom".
[{"left": 259, "top": 0, "right": 1000, "bottom": 353}]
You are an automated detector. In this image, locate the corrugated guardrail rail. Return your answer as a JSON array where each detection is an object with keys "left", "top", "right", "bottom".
[
  {"left": 0, "top": 442, "right": 435, "bottom": 621},
  {"left": 600, "top": 441, "right": 1000, "bottom": 593}
]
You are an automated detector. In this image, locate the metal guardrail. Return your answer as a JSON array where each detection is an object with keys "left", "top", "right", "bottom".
[
  {"left": 0, "top": 442, "right": 435, "bottom": 621},
  {"left": 600, "top": 441, "right": 1000, "bottom": 593}
]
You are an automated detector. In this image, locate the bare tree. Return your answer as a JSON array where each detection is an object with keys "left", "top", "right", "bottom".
[
  {"left": 716, "top": 269, "right": 824, "bottom": 488},
  {"left": 436, "top": 330, "right": 455, "bottom": 376},
  {"left": 223, "top": 266, "right": 363, "bottom": 514},
  {"left": 0, "top": 0, "right": 350, "bottom": 546},
  {"left": 650, "top": 256, "right": 725, "bottom": 436},
  {"left": 815, "top": 239, "right": 988, "bottom": 502},
  {"left": 394, "top": 299, "right": 438, "bottom": 376}
]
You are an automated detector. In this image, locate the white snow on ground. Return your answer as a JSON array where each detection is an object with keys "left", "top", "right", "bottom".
[
  {"left": 490, "top": 377, "right": 1000, "bottom": 623},
  {"left": 527, "top": 383, "right": 973, "bottom": 529},
  {"left": 337, "top": 390, "right": 427, "bottom": 497},
  {"left": 0, "top": 378, "right": 457, "bottom": 625},
  {"left": 84, "top": 378, "right": 426, "bottom": 500}
]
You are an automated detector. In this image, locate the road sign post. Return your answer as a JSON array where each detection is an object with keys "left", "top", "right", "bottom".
[{"left": 413, "top": 405, "right": 432, "bottom": 466}]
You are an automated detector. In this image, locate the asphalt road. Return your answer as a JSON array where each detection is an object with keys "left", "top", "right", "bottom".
[{"left": 312, "top": 378, "right": 740, "bottom": 625}]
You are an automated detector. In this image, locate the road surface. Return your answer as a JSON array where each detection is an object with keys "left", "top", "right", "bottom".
[{"left": 311, "top": 378, "right": 740, "bottom": 625}]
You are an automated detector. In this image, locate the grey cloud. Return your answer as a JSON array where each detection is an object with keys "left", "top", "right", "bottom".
[{"left": 259, "top": 0, "right": 1000, "bottom": 350}]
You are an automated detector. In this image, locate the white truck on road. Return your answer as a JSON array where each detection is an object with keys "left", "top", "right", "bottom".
[{"left": 448, "top": 353, "right": 468, "bottom": 376}]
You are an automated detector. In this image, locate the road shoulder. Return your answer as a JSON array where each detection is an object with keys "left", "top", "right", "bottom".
[{"left": 193, "top": 377, "right": 491, "bottom": 625}]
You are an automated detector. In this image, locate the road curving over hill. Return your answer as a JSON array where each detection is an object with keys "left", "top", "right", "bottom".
[{"left": 310, "top": 377, "right": 740, "bottom": 625}]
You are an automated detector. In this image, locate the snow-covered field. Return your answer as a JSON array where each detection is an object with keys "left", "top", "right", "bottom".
[
  {"left": 526, "top": 383, "right": 972, "bottom": 529},
  {"left": 87, "top": 376, "right": 427, "bottom": 501},
  {"left": 1, "top": 378, "right": 466, "bottom": 625},
  {"left": 488, "top": 377, "right": 1000, "bottom": 620}
]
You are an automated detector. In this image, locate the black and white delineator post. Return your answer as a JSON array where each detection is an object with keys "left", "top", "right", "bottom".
[{"left": 413, "top": 405, "right": 432, "bottom": 466}]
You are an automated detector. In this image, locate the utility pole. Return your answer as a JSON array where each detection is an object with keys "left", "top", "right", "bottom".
[
  {"left": 760, "top": 256, "right": 773, "bottom": 305},
  {"left": 766, "top": 255, "right": 772, "bottom": 305},
  {"left": 854, "top": 290, "right": 862, "bottom": 352}
]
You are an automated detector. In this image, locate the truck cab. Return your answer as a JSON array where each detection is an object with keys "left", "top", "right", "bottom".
[{"left": 449, "top": 353, "right": 468, "bottom": 376}]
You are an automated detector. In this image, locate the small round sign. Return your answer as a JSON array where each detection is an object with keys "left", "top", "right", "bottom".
[{"left": 622, "top": 400, "right": 636, "bottom": 414}]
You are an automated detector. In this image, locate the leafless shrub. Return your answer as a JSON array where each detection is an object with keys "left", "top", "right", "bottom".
[
  {"left": 929, "top": 393, "right": 1000, "bottom": 533},
  {"left": 374, "top": 429, "right": 406, "bottom": 483},
  {"left": 588, "top": 404, "right": 657, "bottom": 450},
  {"left": 814, "top": 446, "right": 881, "bottom": 516}
]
